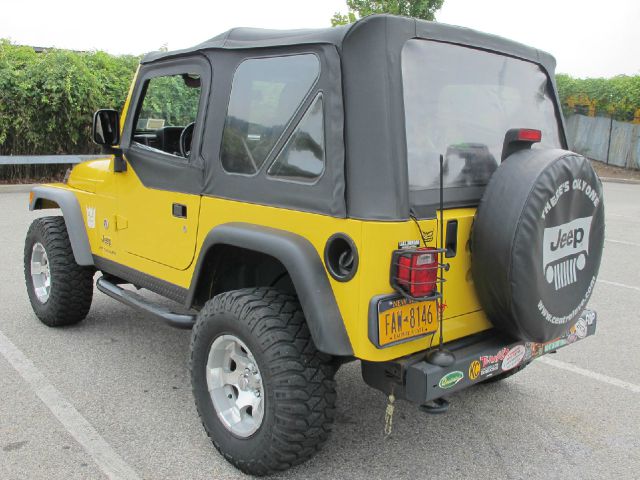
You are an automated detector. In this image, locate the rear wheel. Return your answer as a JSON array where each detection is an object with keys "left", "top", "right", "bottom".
[
  {"left": 24, "top": 217, "right": 94, "bottom": 326},
  {"left": 190, "top": 287, "right": 337, "bottom": 476}
]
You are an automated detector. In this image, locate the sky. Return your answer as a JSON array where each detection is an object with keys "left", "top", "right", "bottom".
[{"left": 1, "top": 0, "right": 638, "bottom": 78}]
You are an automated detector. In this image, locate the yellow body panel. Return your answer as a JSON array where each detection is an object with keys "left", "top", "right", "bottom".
[
  {"left": 60, "top": 159, "right": 492, "bottom": 361},
  {"left": 58, "top": 65, "right": 492, "bottom": 361},
  {"left": 116, "top": 171, "right": 201, "bottom": 270}
]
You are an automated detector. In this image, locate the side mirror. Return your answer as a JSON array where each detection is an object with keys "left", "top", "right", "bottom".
[{"left": 92, "top": 109, "right": 120, "bottom": 146}]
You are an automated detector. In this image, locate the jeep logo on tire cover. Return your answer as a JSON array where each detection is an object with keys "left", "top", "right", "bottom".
[
  {"left": 543, "top": 216, "right": 592, "bottom": 290},
  {"left": 470, "top": 150, "right": 605, "bottom": 343}
]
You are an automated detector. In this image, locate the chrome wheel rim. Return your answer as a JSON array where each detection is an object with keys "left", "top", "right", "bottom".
[
  {"left": 30, "top": 242, "right": 51, "bottom": 303},
  {"left": 206, "top": 334, "right": 264, "bottom": 437}
]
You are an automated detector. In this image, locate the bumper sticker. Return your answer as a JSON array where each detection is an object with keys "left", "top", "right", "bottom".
[{"left": 438, "top": 371, "right": 463, "bottom": 389}]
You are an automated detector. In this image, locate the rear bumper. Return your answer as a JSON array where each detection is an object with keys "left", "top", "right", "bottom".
[{"left": 362, "top": 309, "right": 597, "bottom": 404}]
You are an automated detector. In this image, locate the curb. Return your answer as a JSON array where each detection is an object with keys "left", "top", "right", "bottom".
[
  {"left": 599, "top": 177, "right": 640, "bottom": 185},
  {"left": 0, "top": 184, "right": 38, "bottom": 193}
]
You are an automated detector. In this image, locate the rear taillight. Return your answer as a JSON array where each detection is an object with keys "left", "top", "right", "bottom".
[{"left": 391, "top": 247, "right": 438, "bottom": 298}]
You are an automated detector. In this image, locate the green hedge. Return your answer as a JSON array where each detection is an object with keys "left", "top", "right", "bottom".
[
  {"left": 556, "top": 73, "right": 640, "bottom": 121},
  {"left": 2, "top": 39, "right": 639, "bottom": 181},
  {"left": 0, "top": 40, "right": 138, "bottom": 181}
]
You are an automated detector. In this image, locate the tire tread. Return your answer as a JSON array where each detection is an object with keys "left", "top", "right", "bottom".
[
  {"left": 24, "top": 216, "right": 93, "bottom": 326},
  {"left": 190, "top": 287, "right": 336, "bottom": 476}
]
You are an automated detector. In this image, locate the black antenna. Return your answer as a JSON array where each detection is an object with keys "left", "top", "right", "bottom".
[{"left": 426, "top": 154, "right": 455, "bottom": 367}]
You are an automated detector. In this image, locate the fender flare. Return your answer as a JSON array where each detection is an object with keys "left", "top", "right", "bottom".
[
  {"left": 29, "top": 186, "right": 94, "bottom": 266},
  {"left": 186, "top": 223, "right": 354, "bottom": 356}
]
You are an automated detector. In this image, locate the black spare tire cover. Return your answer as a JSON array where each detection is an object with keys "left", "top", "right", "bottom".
[{"left": 472, "top": 148, "right": 604, "bottom": 342}]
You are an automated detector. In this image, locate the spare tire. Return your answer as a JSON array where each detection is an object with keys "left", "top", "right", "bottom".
[{"left": 472, "top": 148, "right": 604, "bottom": 342}]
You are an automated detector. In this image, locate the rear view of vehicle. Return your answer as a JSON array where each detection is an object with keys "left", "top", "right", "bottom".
[
  {"left": 23, "top": 14, "right": 604, "bottom": 477},
  {"left": 351, "top": 18, "right": 604, "bottom": 407}
]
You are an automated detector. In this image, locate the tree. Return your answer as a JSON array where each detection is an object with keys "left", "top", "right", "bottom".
[{"left": 331, "top": 0, "right": 445, "bottom": 26}]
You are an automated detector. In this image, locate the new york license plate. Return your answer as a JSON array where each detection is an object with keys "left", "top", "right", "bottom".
[{"left": 377, "top": 296, "right": 437, "bottom": 346}]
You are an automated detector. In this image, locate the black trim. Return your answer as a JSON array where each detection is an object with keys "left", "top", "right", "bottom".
[
  {"left": 96, "top": 277, "right": 195, "bottom": 329},
  {"left": 445, "top": 220, "right": 458, "bottom": 258},
  {"left": 120, "top": 55, "right": 212, "bottom": 195},
  {"left": 29, "top": 186, "right": 94, "bottom": 266},
  {"left": 172, "top": 203, "right": 187, "bottom": 218},
  {"left": 93, "top": 256, "right": 188, "bottom": 304},
  {"left": 201, "top": 45, "right": 346, "bottom": 218},
  {"left": 131, "top": 15, "right": 565, "bottom": 221},
  {"left": 362, "top": 309, "right": 597, "bottom": 404},
  {"left": 218, "top": 53, "right": 321, "bottom": 178},
  {"left": 186, "top": 223, "right": 353, "bottom": 356},
  {"left": 323, "top": 233, "right": 358, "bottom": 282}
]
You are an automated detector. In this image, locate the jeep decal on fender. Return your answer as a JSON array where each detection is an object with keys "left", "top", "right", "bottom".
[{"left": 543, "top": 216, "right": 593, "bottom": 290}]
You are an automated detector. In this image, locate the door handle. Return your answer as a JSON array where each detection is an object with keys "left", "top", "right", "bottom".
[{"left": 172, "top": 203, "right": 187, "bottom": 218}]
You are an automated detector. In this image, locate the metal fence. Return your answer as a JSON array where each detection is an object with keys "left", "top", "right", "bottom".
[
  {"left": 0, "top": 155, "right": 104, "bottom": 166},
  {"left": 566, "top": 114, "right": 640, "bottom": 169}
]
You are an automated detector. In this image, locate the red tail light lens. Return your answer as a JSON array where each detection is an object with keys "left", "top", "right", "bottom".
[
  {"left": 393, "top": 248, "right": 438, "bottom": 298},
  {"left": 516, "top": 128, "right": 542, "bottom": 142}
]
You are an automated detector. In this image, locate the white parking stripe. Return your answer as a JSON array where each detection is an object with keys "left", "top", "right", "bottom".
[
  {"left": 597, "top": 279, "right": 640, "bottom": 292},
  {"left": 606, "top": 238, "right": 640, "bottom": 247},
  {"left": 0, "top": 331, "right": 140, "bottom": 480},
  {"left": 607, "top": 213, "right": 640, "bottom": 222},
  {"left": 538, "top": 356, "right": 640, "bottom": 394}
]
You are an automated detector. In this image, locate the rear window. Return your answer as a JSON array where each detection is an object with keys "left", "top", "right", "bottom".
[
  {"left": 402, "top": 39, "right": 562, "bottom": 193},
  {"left": 220, "top": 54, "right": 320, "bottom": 175}
]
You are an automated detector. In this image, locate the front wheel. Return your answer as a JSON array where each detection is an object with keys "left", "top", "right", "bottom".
[
  {"left": 190, "top": 288, "right": 337, "bottom": 476},
  {"left": 24, "top": 216, "right": 94, "bottom": 326}
]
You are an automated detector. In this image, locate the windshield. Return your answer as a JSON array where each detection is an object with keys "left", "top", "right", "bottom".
[{"left": 402, "top": 39, "right": 562, "bottom": 196}]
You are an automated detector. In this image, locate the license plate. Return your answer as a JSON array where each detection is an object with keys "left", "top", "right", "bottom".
[{"left": 377, "top": 297, "right": 437, "bottom": 346}]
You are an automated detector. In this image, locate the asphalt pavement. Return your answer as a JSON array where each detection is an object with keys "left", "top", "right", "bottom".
[{"left": 1, "top": 182, "right": 639, "bottom": 480}]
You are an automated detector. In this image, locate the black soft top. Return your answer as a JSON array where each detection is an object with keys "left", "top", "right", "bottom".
[
  {"left": 138, "top": 15, "right": 563, "bottom": 220},
  {"left": 141, "top": 15, "right": 555, "bottom": 73}
]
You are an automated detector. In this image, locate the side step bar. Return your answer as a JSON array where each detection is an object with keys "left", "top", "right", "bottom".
[{"left": 96, "top": 276, "right": 196, "bottom": 329}]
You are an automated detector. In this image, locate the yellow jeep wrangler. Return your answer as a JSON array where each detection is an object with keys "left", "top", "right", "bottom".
[{"left": 24, "top": 15, "right": 604, "bottom": 476}]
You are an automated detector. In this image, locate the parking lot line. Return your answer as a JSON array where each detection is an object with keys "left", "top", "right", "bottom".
[
  {"left": 538, "top": 356, "right": 640, "bottom": 394},
  {"left": 597, "top": 279, "right": 640, "bottom": 292},
  {"left": 606, "top": 238, "right": 640, "bottom": 247},
  {"left": 0, "top": 330, "right": 140, "bottom": 480},
  {"left": 607, "top": 213, "right": 640, "bottom": 222}
]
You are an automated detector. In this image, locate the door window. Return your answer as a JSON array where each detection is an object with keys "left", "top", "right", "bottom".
[{"left": 133, "top": 73, "right": 201, "bottom": 158}]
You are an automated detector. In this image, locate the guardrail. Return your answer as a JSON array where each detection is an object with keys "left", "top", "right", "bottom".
[{"left": 0, "top": 155, "right": 105, "bottom": 166}]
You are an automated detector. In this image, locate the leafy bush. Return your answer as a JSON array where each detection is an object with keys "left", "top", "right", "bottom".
[
  {"left": 0, "top": 40, "right": 138, "bottom": 181},
  {"left": 1, "top": 38, "right": 639, "bottom": 181},
  {"left": 556, "top": 73, "right": 640, "bottom": 121}
]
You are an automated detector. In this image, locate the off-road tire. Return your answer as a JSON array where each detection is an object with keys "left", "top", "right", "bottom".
[
  {"left": 190, "top": 287, "right": 337, "bottom": 476},
  {"left": 24, "top": 216, "right": 94, "bottom": 326}
]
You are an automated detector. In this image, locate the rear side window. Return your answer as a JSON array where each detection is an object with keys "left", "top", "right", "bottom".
[
  {"left": 221, "top": 54, "right": 320, "bottom": 175},
  {"left": 268, "top": 93, "right": 325, "bottom": 182}
]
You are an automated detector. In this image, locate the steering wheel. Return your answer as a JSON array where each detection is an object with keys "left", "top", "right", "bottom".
[{"left": 179, "top": 122, "right": 196, "bottom": 158}]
